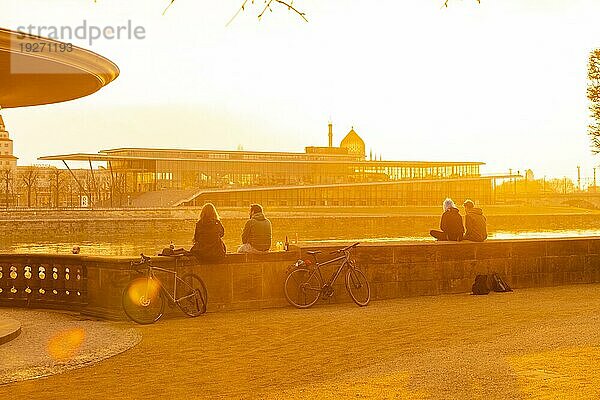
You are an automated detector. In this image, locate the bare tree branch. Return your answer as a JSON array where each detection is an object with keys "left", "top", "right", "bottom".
[
  {"left": 163, "top": 0, "right": 176, "bottom": 16},
  {"left": 226, "top": 0, "right": 250, "bottom": 27},
  {"left": 442, "top": 0, "right": 481, "bottom": 9},
  {"left": 257, "top": 0, "right": 308, "bottom": 22},
  {"left": 160, "top": 0, "right": 308, "bottom": 23}
]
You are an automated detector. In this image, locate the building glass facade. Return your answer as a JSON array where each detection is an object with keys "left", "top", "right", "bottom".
[{"left": 40, "top": 127, "right": 500, "bottom": 207}]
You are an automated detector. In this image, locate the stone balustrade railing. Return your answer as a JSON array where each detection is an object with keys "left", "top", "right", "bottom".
[
  {"left": 1, "top": 237, "right": 600, "bottom": 320},
  {"left": 0, "top": 254, "right": 87, "bottom": 310}
]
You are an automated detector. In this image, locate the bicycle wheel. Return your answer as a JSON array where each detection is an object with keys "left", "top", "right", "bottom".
[
  {"left": 345, "top": 267, "right": 371, "bottom": 307},
  {"left": 284, "top": 267, "right": 321, "bottom": 309},
  {"left": 177, "top": 273, "right": 208, "bottom": 317},
  {"left": 122, "top": 277, "right": 165, "bottom": 324}
]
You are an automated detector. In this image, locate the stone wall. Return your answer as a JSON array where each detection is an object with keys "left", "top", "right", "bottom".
[
  {"left": 307, "top": 238, "right": 600, "bottom": 302},
  {"left": 82, "top": 251, "right": 300, "bottom": 319},
  {"left": 1, "top": 237, "right": 600, "bottom": 320},
  {"left": 0, "top": 251, "right": 301, "bottom": 319}
]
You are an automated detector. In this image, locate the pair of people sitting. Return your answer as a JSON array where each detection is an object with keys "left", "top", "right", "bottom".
[
  {"left": 190, "top": 203, "right": 272, "bottom": 262},
  {"left": 430, "top": 198, "right": 487, "bottom": 242}
]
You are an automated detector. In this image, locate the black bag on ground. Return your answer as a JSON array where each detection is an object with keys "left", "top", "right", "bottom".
[
  {"left": 488, "top": 273, "right": 512, "bottom": 293},
  {"left": 472, "top": 274, "right": 490, "bottom": 295},
  {"left": 159, "top": 247, "right": 190, "bottom": 256}
]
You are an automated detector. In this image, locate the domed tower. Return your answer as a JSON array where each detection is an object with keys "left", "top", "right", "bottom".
[
  {"left": 340, "top": 127, "right": 366, "bottom": 158},
  {"left": 0, "top": 115, "right": 17, "bottom": 171}
]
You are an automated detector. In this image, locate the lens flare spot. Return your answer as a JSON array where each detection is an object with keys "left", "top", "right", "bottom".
[
  {"left": 48, "top": 328, "right": 86, "bottom": 361},
  {"left": 127, "top": 278, "right": 160, "bottom": 306}
]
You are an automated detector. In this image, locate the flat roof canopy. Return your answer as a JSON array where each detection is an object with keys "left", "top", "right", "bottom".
[
  {"left": 0, "top": 28, "right": 119, "bottom": 108},
  {"left": 39, "top": 153, "right": 137, "bottom": 162},
  {"left": 39, "top": 151, "right": 485, "bottom": 166}
]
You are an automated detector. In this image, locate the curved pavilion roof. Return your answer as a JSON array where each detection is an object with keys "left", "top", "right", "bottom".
[{"left": 0, "top": 28, "right": 119, "bottom": 108}]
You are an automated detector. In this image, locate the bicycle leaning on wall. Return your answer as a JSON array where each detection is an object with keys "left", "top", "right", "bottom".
[
  {"left": 284, "top": 242, "right": 370, "bottom": 309},
  {"left": 122, "top": 254, "right": 208, "bottom": 324}
]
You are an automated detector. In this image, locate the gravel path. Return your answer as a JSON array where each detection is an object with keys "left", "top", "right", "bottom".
[
  {"left": 2, "top": 285, "right": 600, "bottom": 398},
  {"left": 0, "top": 309, "right": 141, "bottom": 385}
]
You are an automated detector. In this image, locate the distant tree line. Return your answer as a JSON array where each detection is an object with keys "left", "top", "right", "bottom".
[
  {"left": 496, "top": 176, "right": 577, "bottom": 196},
  {"left": 0, "top": 165, "right": 126, "bottom": 209}
]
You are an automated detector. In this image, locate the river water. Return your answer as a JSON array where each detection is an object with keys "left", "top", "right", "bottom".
[{"left": 2, "top": 214, "right": 599, "bottom": 256}]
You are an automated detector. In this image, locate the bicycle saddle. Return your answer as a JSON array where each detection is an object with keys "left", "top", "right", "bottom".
[{"left": 306, "top": 250, "right": 322, "bottom": 255}]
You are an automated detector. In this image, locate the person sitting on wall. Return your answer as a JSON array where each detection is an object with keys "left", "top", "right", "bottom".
[
  {"left": 190, "top": 203, "right": 226, "bottom": 262},
  {"left": 238, "top": 204, "right": 272, "bottom": 253},
  {"left": 462, "top": 199, "right": 487, "bottom": 242},
  {"left": 430, "top": 198, "right": 464, "bottom": 241}
]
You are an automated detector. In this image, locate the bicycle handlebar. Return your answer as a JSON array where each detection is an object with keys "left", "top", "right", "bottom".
[
  {"left": 329, "top": 242, "right": 360, "bottom": 254},
  {"left": 130, "top": 253, "right": 152, "bottom": 269}
]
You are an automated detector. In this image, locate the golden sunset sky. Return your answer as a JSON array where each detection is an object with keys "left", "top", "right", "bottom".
[{"left": 3, "top": 0, "right": 600, "bottom": 183}]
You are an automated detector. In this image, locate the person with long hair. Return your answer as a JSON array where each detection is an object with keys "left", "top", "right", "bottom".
[
  {"left": 191, "top": 203, "right": 226, "bottom": 262},
  {"left": 430, "top": 198, "right": 464, "bottom": 241}
]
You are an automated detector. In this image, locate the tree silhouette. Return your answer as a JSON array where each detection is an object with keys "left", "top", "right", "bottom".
[
  {"left": 0, "top": 168, "right": 13, "bottom": 208},
  {"left": 588, "top": 49, "right": 600, "bottom": 154},
  {"left": 49, "top": 168, "right": 66, "bottom": 208},
  {"left": 20, "top": 166, "right": 39, "bottom": 208}
]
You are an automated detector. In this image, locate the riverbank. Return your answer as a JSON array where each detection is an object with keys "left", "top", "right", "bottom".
[{"left": 0, "top": 205, "right": 598, "bottom": 221}]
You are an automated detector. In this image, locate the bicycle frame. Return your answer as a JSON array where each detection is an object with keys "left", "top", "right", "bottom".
[
  {"left": 138, "top": 264, "right": 196, "bottom": 304},
  {"left": 284, "top": 242, "right": 370, "bottom": 309},
  {"left": 306, "top": 250, "right": 355, "bottom": 290}
]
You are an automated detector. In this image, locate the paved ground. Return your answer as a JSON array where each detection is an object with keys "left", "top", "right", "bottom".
[
  {"left": 0, "top": 318, "right": 20, "bottom": 346},
  {"left": 0, "top": 309, "right": 140, "bottom": 385},
  {"left": 2, "top": 284, "right": 600, "bottom": 399}
]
